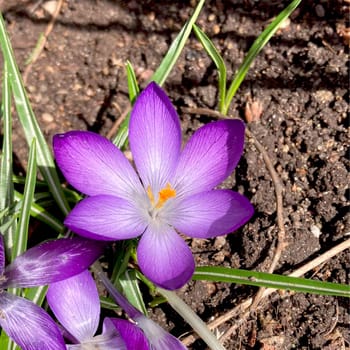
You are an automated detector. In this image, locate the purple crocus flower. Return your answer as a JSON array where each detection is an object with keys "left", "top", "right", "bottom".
[
  {"left": 46, "top": 270, "right": 149, "bottom": 349},
  {"left": 47, "top": 269, "right": 186, "bottom": 350},
  {"left": 53, "top": 82, "right": 254, "bottom": 290},
  {"left": 0, "top": 235, "right": 103, "bottom": 350}
]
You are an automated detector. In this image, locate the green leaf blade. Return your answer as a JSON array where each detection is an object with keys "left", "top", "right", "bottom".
[
  {"left": 0, "top": 13, "right": 70, "bottom": 215},
  {"left": 11, "top": 139, "right": 37, "bottom": 261},
  {"left": 224, "top": 0, "right": 301, "bottom": 114},
  {"left": 119, "top": 269, "right": 148, "bottom": 316},
  {"left": 151, "top": 0, "right": 205, "bottom": 86},
  {"left": 193, "top": 24, "right": 227, "bottom": 112},
  {"left": 0, "top": 61, "right": 16, "bottom": 253},
  {"left": 194, "top": 266, "right": 350, "bottom": 298}
]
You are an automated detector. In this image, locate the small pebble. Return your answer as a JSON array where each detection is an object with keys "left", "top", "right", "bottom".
[
  {"left": 310, "top": 225, "right": 322, "bottom": 238},
  {"left": 213, "top": 251, "right": 225, "bottom": 263},
  {"left": 208, "top": 14, "right": 216, "bottom": 22},
  {"left": 147, "top": 11, "right": 155, "bottom": 22},
  {"left": 42, "top": 0, "right": 58, "bottom": 16},
  {"left": 313, "top": 90, "right": 334, "bottom": 104},
  {"left": 42, "top": 112, "right": 54, "bottom": 123},
  {"left": 214, "top": 236, "right": 226, "bottom": 250},
  {"left": 206, "top": 282, "right": 217, "bottom": 295},
  {"left": 315, "top": 4, "right": 325, "bottom": 17},
  {"left": 212, "top": 24, "right": 220, "bottom": 35}
]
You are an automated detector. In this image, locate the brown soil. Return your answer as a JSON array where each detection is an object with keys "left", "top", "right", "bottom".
[{"left": 1, "top": 1, "right": 349, "bottom": 349}]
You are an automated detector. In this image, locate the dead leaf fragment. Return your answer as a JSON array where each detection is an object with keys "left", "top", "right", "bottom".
[{"left": 245, "top": 97, "right": 264, "bottom": 123}]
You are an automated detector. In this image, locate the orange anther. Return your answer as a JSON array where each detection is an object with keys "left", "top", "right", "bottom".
[
  {"left": 147, "top": 183, "right": 176, "bottom": 209},
  {"left": 156, "top": 183, "right": 176, "bottom": 209}
]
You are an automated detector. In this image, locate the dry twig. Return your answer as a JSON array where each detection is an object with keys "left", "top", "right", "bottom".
[
  {"left": 23, "top": 0, "right": 64, "bottom": 84},
  {"left": 106, "top": 104, "right": 131, "bottom": 140}
]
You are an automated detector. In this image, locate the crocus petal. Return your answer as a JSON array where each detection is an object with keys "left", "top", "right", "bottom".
[
  {"left": 129, "top": 82, "right": 181, "bottom": 192},
  {"left": 0, "top": 292, "right": 65, "bottom": 350},
  {"left": 0, "top": 234, "right": 5, "bottom": 275},
  {"left": 4, "top": 237, "right": 104, "bottom": 288},
  {"left": 173, "top": 119, "right": 245, "bottom": 197},
  {"left": 47, "top": 270, "right": 99, "bottom": 343},
  {"left": 137, "top": 224, "right": 194, "bottom": 290},
  {"left": 65, "top": 195, "right": 147, "bottom": 241},
  {"left": 53, "top": 131, "right": 142, "bottom": 199},
  {"left": 135, "top": 314, "right": 187, "bottom": 350},
  {"left": 170, "top": 190, "right": 254, "bottom": 238},
  {"left": 105, "top": 318, "right": 149, "bottom": 350}
]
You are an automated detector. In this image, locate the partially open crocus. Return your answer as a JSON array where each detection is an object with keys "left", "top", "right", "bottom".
[
  {"left": 93, "top": 267, "right": 187, "bottom": 350},
  {"left": 53, "top": 82, "right": 254, "bottom": 290},
  {"left": 0, "top": 235, "right": 103, "bottom": 350},
  {"left": 46, "top": 270, "right": 149, "bottom": 350}
]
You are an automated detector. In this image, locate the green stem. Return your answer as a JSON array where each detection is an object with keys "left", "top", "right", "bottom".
[{"left": 158, "top": 287, "right": 225, "bottom": 350}]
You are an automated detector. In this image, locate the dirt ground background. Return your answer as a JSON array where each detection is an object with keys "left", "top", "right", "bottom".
[{"left": 1, "top": 0, "right": 349, "bottom": 349}]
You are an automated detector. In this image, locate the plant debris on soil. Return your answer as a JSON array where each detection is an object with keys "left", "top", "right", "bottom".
[{"left": 1, "top": 1, "right": 349, "bottom": 349}]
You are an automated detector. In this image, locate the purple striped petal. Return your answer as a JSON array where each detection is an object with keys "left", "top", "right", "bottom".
[
  {"left": 105, "top": 318, "right": 149, "bottom": 350},
  {"left": 135, "top": 314, "right": 187, "bottom": 350},
  {"left": 4, "top": 237, "right": 104, "bottom": 288},
  {"left": 173, "top": 120, "right": 245, "bottom": 197},
  {"left": 0, "top": 234, "right": 5, "bottom": 276},
  {"left": 65, "top": 195, "right": 147, "bottom": 241},
  {"left": 170, "top": 190, "right": 254, "bottom": 238},
  {"left": 47, "top": 270, "right": 100, "bottom": 342},
  {"left": 137, "top": 224, "right": 194, "bottom": 290},
  {"left": 0, "top": 292, "right": 65, "bottom": 350},
  {"left": 53, "top": 131, "right": 142, "bottom": 199},
  {"left": 129, "top": 82, "right": 181, "bottom": 193}
]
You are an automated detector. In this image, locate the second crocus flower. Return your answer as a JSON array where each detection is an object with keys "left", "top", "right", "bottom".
[
  {"left": 47, "top": 270, "right": 149, "bottom": 350},
  {"left": 0, "top": 235, "right": 103, "bottom": 350}
]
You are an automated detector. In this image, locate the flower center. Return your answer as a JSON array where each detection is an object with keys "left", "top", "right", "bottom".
[{"left": 147, "top": 183, "right": 176, "bottom": 209}]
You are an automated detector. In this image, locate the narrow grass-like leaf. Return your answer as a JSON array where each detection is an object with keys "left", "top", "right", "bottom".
[
  {"left": 1, "top": 137, "right": 36, "bottom": 350},
  {"left": 134, "top": 270, "right": 156, "bottom": 294},
  {"left": 24, "top": 33, "right": 45, "bottom": 65},
  {"left": 12, "top": 175, "right": 47, "bottom": 187},
  {"left": 0, "top": 61, "right": 13, "bottom": 210},
  {"left": 0, "top": 13, "right": 70, "bottom": 215},
  {"left": 223, "top": 0, "right": 301, "bottom": 114},
  {"left": 193, "top": 24, "right": 227, "bottom": 112},
  {"left": 0, "top": 61, "right": 16, "bottom": 253},
  {"left": 126, "top": 60, "right": 139, "bottom": 103},
  {"left": 0, "top": 333, "right": 10, "bottom": 350},
  {"left": 151, "top": 0, "right": 205, "bottom": 86},
  {"left": 13, "top": 176, "right": 82, "bottom": 203},
  {"left": 100, "top": 296, "right": 120, "bottom": 311},
  {"left": 14, "top": 191, "right": 64, "bottom": 233},
  {"left": 24, "top": 285, "right": 47, "bottom": 306},
  {"left": 119, "top": 269, "right": 148, "bottom": 316},
  {"left": 0, "top": 201, "right": 20, "bottom": 221},
  {"left": 113, "top": 115, "right": 130, "bottom": 149},
  {"left": 0, "top": 216, "right": 17, "bottom": 234},
  {"left": 112, "top": 61, "right": 139, "bottom": 147},
  {"left": 11, "top": 139, "right": 36, "bottom": 261},
  {"left": 114, "top": 1, "right": 205, "bottom": 148},
  {"left": 111, "top": 241, "right": 133, "bottom": 284},
  {"left": 194, "top": 266, "right": 350, "bottom": 298}
]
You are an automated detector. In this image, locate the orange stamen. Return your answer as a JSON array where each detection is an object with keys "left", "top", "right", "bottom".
[
  {"left": 146, "top": 185, "right": 155, "bottom": 206},
  {"left": 156, "top": 183, "right": 176, "bottom": 209},
  {"left": 147, "top": 183, "right": 176, "bottom": 209}
]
